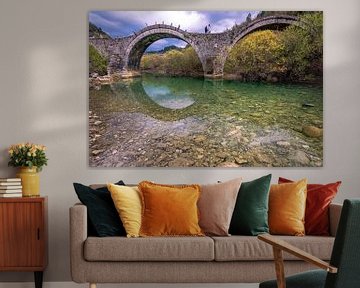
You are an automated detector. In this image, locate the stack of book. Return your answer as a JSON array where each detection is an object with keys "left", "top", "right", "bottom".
[{"left": 0, "top": 178, "right": 22, "bottom": 197}]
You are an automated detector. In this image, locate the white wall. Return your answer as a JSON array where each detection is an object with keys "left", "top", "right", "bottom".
[{"left": 0, "top": 0, "right": 359, "bottom": 282}]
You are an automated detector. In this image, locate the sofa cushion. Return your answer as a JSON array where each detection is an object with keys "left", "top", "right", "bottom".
[
  {"left": 139, "top": 181, "right": 203, "bottom": 237},
  {"left": 198, "top": 178, "right": 242, "bottom": 236},
  {"left": 212, "top": 235, "right": 334, "bottom": 261},
  {"left": 229, "top": 174, "right": 271, "bottom": 236},
  {"left": 73, "top": 181, "right": 126, "bottom": 237},
  {"left": 107, "top": 184, "right": 142, "bottom": 238},
  {"left": 269, "top": 179, "right": 307, "bottom": 236},
  {"left": 84, "top": 236, "right": 214, "bottom": 261}
]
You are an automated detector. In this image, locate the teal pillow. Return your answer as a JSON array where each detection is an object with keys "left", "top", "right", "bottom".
[{"left": 229, "top": 174, "right": 272, "bottom": 236}]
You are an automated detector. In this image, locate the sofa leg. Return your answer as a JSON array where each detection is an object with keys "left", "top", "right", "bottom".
[{"left": 89, "top": 283, "right": 96, "bottom": 288}]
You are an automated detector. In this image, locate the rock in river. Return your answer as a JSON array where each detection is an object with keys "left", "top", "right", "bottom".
[
  {"left": 302, "top": 125, "right": 323, "bottom": 138},
  {"left": 194, "top": 135, "right": 207, "bottom": 143},
  {"left": 218, "top": 162, "right": 240, "bottom": 167},
  {"left": 302, "top": 103, "right": 315, "bottom": 108},
  {"left": 289, "top": 150, "right": 310, "bottom": 166},
  {"left": 168, "top": 157, "right": 194, "bottom": 167},
  {"left": 276, "top": 141, "right": 291, "bottom": 147},
  {"left": 92, "top": 149, "right": 104, "bottom": 156}
]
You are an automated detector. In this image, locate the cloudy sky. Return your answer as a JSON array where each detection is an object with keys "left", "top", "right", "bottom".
[{"left": 89, "top": 11, "right": 259, "bottom": 51}]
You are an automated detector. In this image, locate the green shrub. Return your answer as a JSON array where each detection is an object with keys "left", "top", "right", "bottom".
[{"left": 89, "top": 44, "right": 108, "bottom": 76}]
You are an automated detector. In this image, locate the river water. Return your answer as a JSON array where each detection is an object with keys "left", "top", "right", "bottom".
[{"left": 89, "top": 75, "right": 323, "bottom": 167}]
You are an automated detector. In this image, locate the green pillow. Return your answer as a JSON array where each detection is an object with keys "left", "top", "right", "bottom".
[{"left": 229, "top": 174, "right": 272, "bottom": 236}]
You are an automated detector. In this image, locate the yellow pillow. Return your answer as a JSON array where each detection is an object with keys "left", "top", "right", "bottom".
[
  {"left": 138, "top": 181, "right": 204, "bottom": 237},
  {"left": 269, "top": 179, "right": 307, "bottom": 236},
  {"left": 107, "top": 183, "right": 142, "bottom": 238}
]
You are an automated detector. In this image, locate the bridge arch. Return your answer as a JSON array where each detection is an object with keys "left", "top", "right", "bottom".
[
  {"left": 229, "top": 15, "right": 301, "bottom": 51},
  {"left": 221, "top": 15, "right": 302, "bottom": 78},
  {"left": 124, "top": 24, "right": 203, "bottom": 72}
]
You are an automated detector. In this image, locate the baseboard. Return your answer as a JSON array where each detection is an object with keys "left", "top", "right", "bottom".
[{"left": 0, "top": 282, "right": 259, "bottom": 288}]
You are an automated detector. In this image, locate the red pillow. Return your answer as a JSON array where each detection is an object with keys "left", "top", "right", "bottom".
[{"left": 278, "top": 177, "right": 341, "bottom": 236}]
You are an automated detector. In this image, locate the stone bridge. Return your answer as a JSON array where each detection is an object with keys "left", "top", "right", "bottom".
[{"left": 90, "top": 15, "right": 302, "bottom": 78}]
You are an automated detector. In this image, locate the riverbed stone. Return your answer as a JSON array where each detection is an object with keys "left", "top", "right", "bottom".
[
  {"left": 255, "top": 153, "right": 272, "bottom": 164},
  {"left": 194, "top": 135, "right": 207, "bottom": 143},
  {"left": 216, "top": 152, "right": 228, "bottom": 159},
  {"left": 312, "top": 120, "right": 323, "bottom": 128},
  {"left": 276, "top": 141, "right": 290, "bottom": 147},
  {"left": 218, "top": 162, "right": 240, "bottom": 167},
  {"left": 250, "top": 113, "right": 262, "bottom": 118},
  {"left": 234, "top": 157, "right": 248, "bottom": 165},
  {"left": 302, "top": 125, "right": 323, "bottom": 138},
  {"left": 92, "top": 149, "right": 104, "bottom": 156},
  {"left": 196, "top": 148, "right": 204, "bottom": 153},
  {"left": 168, "top": 157, "right": 194, "bottom": 167},
  {"left": 289, "top": 150, "right": 310, "bottom": 166},
  {"left": 249, "top": 141, "right": 260, "bottom": 147}
]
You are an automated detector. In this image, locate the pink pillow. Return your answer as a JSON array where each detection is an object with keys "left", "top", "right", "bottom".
[{"left": 198, "top": 178, "right": 242, "bottom": 236}]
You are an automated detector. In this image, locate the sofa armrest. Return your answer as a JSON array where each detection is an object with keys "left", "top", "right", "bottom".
[
  {"left": 329, "top": 203, "right": 342, "bottom": 237},
  {"left": 69, "top": 203, "right": 88, "bottom": 283}
]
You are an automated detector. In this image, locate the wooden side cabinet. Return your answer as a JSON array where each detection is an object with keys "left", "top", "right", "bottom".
[{"left": 0, "top": 197, "right": 47, "bottom": 288}]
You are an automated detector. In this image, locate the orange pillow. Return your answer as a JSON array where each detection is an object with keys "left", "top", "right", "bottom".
[
  {"left": 269, "top": 179, "right": 307, "bottom": 236},
  {"left": 138, "top": 181, "right": 204, "bottom": 237}
]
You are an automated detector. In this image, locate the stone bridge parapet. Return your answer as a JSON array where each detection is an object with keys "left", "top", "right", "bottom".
[{"left": 89, "top": 15, "right": 301, "bottom": 78}]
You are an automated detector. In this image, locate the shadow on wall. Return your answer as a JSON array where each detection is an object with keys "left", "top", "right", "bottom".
[
  {"left": 0, "top": 149, "right": 10, "bottom": 178},
  {"left": 0, "top": 20, "right": 88, "bottom": 283}
]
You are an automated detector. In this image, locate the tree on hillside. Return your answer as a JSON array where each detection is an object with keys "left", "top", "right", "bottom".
[
  {"left": 140, "top": 46, "right": 202, "bottom": 75},
  {"left": 89, "top": 22, "right": 112, "bottom": 39},
  {"left": 280, "top": 12, "right": 323, "bottom": 81},
  {"left": 89, "top": 44, "right": 108, "bottom": 76},
  {"left": 224, "top": 30, "right": 286, "bottom": 81}
]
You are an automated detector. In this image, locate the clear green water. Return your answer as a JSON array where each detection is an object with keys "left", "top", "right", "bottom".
[{"left": 89, "top": 75, "right": 323, "bottom": 167}]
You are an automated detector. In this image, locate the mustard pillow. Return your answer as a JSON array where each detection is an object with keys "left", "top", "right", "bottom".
[
  {"left": 107, "top": 183, "right": 142, "bottom": 238},
  {"left": 269, "top": 179, "right": 307, "bottom": 236},
  {"left": 138, "top": 181, "right": 204, "bottom": 237}
]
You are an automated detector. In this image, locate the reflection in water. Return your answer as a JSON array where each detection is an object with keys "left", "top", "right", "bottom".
[
  {"left": 142, "top": 82, "right": 195, "bottom": 109},
  {"left": 89, "top": 75, "right": 323, "bottom": 167}
]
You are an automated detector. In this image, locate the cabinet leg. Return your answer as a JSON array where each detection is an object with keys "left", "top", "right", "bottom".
[{"left": 34, "top": 271, "right": 43, "bottom": 288}]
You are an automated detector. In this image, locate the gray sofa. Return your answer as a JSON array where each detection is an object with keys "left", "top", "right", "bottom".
[{"left": 70, "top": 202, "right": 342, "bottom": 288}]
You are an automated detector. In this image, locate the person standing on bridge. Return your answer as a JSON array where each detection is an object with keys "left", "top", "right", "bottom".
[{"left": 206, "top": 24, "right": 211, "bottom": 33}]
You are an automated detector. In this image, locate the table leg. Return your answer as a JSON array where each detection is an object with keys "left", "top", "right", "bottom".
[{"left": 34, "top": 271, "right": 43, "bottom": 288}]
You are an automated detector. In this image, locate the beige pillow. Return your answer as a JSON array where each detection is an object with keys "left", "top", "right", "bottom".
[{"left": 198, "top": 178, "right": 242, "bottom": 236}]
